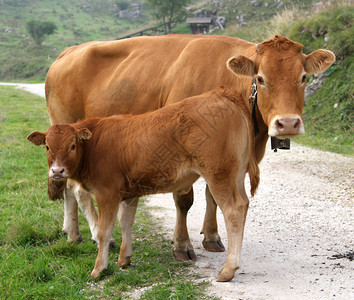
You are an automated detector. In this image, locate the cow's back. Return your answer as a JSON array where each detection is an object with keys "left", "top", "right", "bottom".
[{"left": 46, "top": 35, "right": 255, "bottom": 124}]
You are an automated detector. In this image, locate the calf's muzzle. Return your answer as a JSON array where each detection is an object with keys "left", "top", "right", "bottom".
[{"left": 50, "top": 166, "right": 67, "bottom": 180}]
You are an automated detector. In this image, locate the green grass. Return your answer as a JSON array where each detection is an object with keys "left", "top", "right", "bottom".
[
  {"left": 287, "top": 6, "right": 353, "bottom": 155},
  {"left": 0, "top": 86, "right": 208, "bottom": 298}
]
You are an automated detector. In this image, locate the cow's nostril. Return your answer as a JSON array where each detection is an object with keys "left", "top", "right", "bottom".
[
  {"left": 294, "top": 118, "right": 300, "bottom": 129},
  {"left": 275, "top": 120, "right": 284, "bottom": 129}
]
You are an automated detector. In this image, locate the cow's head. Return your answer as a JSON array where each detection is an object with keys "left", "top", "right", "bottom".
[
  {"left": 27, "top": 124, "right": 92, "bottom": 180},
  {"left": 227, "top": 35, "right": 335, "bottom": 139}
]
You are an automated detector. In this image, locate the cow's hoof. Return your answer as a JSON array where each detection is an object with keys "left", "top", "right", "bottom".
[
  {"left": 216, "top": 267, "right": 237, "bottom": 282},
  {"left": 202, "top": 239, "right": 225, "bottom": 252},
  {"left": 118, "top": 256, "right": 131, "bottom": 267},
  {"left": 173, "top": 249, "right": 197, "bottom": 262}
]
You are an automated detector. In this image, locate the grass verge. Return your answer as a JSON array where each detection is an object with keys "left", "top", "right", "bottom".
[{"left": 0, "top": 85, "right": 209, "bottom": 299}]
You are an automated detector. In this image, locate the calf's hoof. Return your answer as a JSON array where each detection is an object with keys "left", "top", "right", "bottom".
[
  {"left": 173, "top": 249, "right": 197, "bottom": 262},
  {"left": 216, "top": 267, "right": 238, "bottom": 282},
  {"left": 202, "top": 239, "right": 225, "bottom": 252},
  {"left": 90, "top": 268, "right": 102, "bottom": 280},
  {"left": 118, "top": 256, "right": 131, "bottom": 267},
  {"left": 62, "top": 229, "right": 83, "bottom": 244},
  {"left": 67, "top": 234, "right": 83, "bottom": 244}
]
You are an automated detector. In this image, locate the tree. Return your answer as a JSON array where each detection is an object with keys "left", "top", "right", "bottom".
[
  {"left": 26, "top": 20, "right": 57, "bottom": 45},
  {"left": 146, "top": 0, "right": 191, "bottom": 33}
]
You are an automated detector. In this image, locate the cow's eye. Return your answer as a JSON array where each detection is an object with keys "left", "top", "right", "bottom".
[
  {"left": 257, "top": 76, "right": 264, "bottom": 85},
  {"left": 302, "top": 75, "right": 307, "bottom": 83},
  {"left": 46, "top": 145, "right": 49, "bottom": 151},
  {"left": 71, "top": 144, "right": 76, "bottom": 150}
]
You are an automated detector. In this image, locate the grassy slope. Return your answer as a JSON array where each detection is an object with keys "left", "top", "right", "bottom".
[
  {"left": 0, "top": 0, "right": 150, "bottom": 81},
  {"left": 287, "top": 6, "right": 353, "bottom": 155},
  {"left": 0, "top": 0, "right": 318, "bottom": 81},
  {"left": 0, "top": 86, "right": 206, "bottom": 299}
]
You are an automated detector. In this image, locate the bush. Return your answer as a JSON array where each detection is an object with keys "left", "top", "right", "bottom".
[{"left": 26, "top": 19, "right": 57, "bottom": 45}]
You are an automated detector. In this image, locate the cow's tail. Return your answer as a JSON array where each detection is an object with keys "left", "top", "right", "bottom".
[{"left": 248, "top": 127, "right": 260, "bottom": 197}]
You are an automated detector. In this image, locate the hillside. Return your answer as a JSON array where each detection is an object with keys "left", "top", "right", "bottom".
[
  {"left": 1, "top": 0, "right": 319, "bottom": 81},
  {"left": 0, "top": 0, "right": 150, "bottom": 80}
]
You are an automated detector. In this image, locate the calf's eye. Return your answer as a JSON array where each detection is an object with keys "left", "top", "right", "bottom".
[
  {"left": 46, "top": 145, "right": 49, "bottom": 151},
  {"left": 302, "top": 75, "right": 307, "bottom": 83},
  {"left": 71, "top": 144, "right": 76, "bottom": 150},
  {"left": 257, "top": 76, "right": 264, "bottom": 84}
]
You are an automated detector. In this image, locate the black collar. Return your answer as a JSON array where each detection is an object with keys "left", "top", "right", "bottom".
[{"left": 248, "top": 78, "right": 259, "bottom": 138}]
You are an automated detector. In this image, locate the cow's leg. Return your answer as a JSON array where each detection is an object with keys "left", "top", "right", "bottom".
[
  {"left": 91, "top": 194, "right": 120, "bottom": 279},
  {"left": 118, "top": 197, "right": 139, "bottom": 267},
  {"left": 62, "top": 182, "right": 82, "bottom": 243},
  {"left": 71, "top": 182, "right": 99, "bottom": 242},
  {"left": 172, "top": 187, "right": 196, "bottom": 261},
  {"left": 201, "top": 185, "right": 225, "bottom": 252},
  {"left": 208, "top": 179, "right": 249, "bottom": 282}
]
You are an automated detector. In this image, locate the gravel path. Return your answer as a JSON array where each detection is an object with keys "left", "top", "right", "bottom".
[
  {"left": 0, "top": 82, "right": 45, "bottom": 98},
  {"left": 6, "top": 82, "right": 353, "bottom": 299},
  {"left": 145, "top": 142, "right": 353, "bottom": 299}
]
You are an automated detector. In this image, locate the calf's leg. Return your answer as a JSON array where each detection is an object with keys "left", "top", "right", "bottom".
[
  {"left": 208, "top": 180, "right": 249, "bottom": 282},
  {"left": 118, "top": 197, "right": 139, "bottom": 267},
  {"left": 173, "top": 187, "right": 196, "bottom": 261},
  {"left": 201, "top": 185, "right": 225, "bottom": 252},
  {"left": 91, "top": 194, "right": 120, "bottom": 279}
]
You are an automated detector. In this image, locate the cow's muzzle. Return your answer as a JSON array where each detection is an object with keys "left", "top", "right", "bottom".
[{"left": 268, "top": 115, "right": 305, "bottom": 139}]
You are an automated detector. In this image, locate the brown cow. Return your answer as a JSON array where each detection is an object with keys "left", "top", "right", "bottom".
[
  {"left": 28, "top": 88, "right": 259, "bottom": 282},
  {"left": 45, "top": 35, "right": 335, "bottom": 260}
]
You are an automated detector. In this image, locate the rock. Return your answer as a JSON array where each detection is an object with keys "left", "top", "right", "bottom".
[
  {"left": 305, "top": 72, "right": 327, "bottom": 100},
  {"left": 251, "top": 1, "right": 261, "bottom": 6}
]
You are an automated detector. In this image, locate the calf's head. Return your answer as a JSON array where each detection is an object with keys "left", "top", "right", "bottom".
[
  {"left": 27, "top": 124, "right": 92, "bottom": 180},
  {"left": 227, "top": 35, "right": 335, "bottom": 139}
]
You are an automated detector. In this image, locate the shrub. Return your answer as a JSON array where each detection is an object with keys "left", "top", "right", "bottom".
[{"left": 26, "top": 19, "right": 57, "bottom": 45}]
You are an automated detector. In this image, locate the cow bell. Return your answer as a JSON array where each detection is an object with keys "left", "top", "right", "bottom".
[{"left": 271, "top": 137, "right": 290, "bottom": 152}]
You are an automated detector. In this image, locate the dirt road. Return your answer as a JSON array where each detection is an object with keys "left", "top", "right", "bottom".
[
  {"left": 5, "top": 82, "right": 352, "bottom": 299},
  {"left": 146, "top": 143, "right": 353, "bottom": 299}
]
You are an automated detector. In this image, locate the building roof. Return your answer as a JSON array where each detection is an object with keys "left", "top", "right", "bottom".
[{"left": 186, "top": 17, "right": 213, "bottom": 24}]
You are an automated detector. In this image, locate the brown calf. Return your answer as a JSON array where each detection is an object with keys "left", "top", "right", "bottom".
[{"left": 28, "top": 88, "right": 259, "bottom": 282}]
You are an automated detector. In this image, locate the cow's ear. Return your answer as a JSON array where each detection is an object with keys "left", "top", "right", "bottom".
[
  {"left": 78, "top": 128, "right": 92, "bottom": 141},
  {"left": 27, "top": 132, "right": 46, "bottom": 146},
  {"left": 304, "top": 49, "right": 335, "bottom": 74},
  {"left": 227, "top": 56, "right": 257, "bottom": 78}
]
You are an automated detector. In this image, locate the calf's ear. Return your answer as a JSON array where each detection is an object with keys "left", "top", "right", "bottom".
[
  {"left": 227, "top": 56, "right": 257, "bottom": 78},
  {"left": 304, "top": 49, "right": 336, "bottom": 74},
  {"left": 27, "top": 132, "right": 46, "bottom": 146},
  {"left": 78, "top": 128, "right": 92, "bottom": 141}
]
